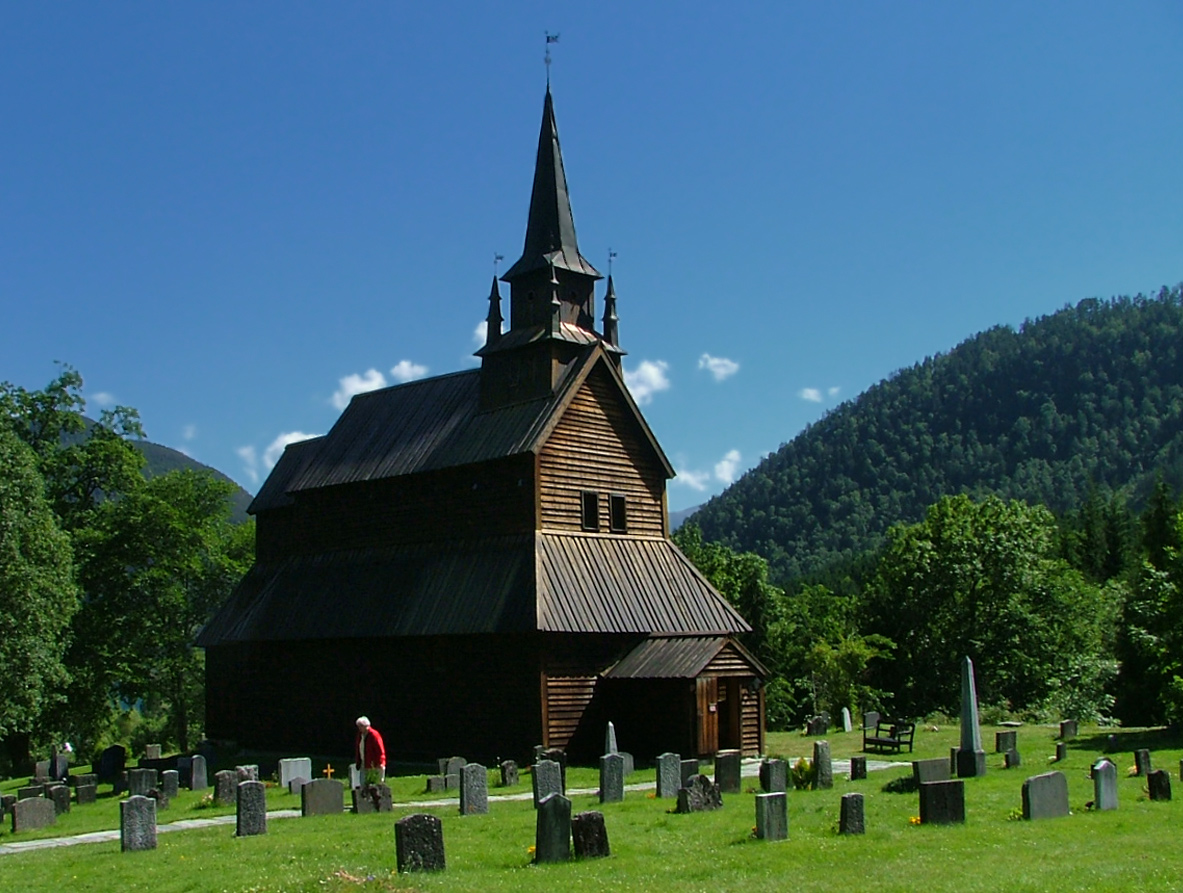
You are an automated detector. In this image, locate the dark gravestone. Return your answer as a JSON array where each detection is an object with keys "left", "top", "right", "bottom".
[
  {"left": 1135, "top": 749, "right": 1152, "bottom": 776},
  {"left": 72, "top": 772, "right": 97, "bottom": 788},
  {"left": 176, "top": 756, "right": 192, "bottom": 788},
  {"left": 288, "top": 777, "right": 310, "bottom": 795},
  {"left": 214, "top": 770, "right": 237, "bottom": 806},
  {"left": 34, "top": 759, "right": 50, "bottom": 780},
  {"left": 236, "top": 764, "right": 259, "bottom": 782},
  {"left": 840, "top": 792, "right": 866, "bottom": 834},
  {"left": 995, "top": 730, "right": 1017, "bottom": 753},
  {"left": 48, "top": 784, "right": 71, "bottom": 815},
  {"left": 1055, "top": 743, "right": 1067, "bottom": 762},
  {"left": 919, "top": 779, "right": 966, "bottom": 825},
  {"left": 755, "top": 792, "right": 788, "bottom": 841},
  {"left": 426, "top": 776, "right": 447, "bottom": 793},
  {"left": 1107, "top": 734, "right": 1119, "bottom": 753},
  {"left": 1148, "top": 769, "right": 1172, "bottom": 801},
  {"left": 1092, "top": 759, "right": 1118, "bottom": 811},
  {"left": 128, "top": 768, "right": 157, "bottom": 797},
  {"left": 1022, "top": 771, "right": 1070, "bottom": 820},
  {"left": 302, "top": 778, "right": 345, "bottom": 816},
  {"left": 806, "top": 715, "right": 829, "bottom": 736},
  {"left": 532, "top": 759, "right": 563, "bottom": 808},
  {"left": 657, "top": 753, "right": 681, "bottom": 798},
  {"left": 535, "top": 793, "right": 572, "bottom": 863},
  {"left": 760, "top": 757, "right": 788, "bottom": 793},
  {"left": 396, "top": 813, "right": 445, "bottom": 873},
  {"left": 500, "top": 760, "right": 519, "bottom": 787},
  {"left": 913, "top": 758, "right": 951, "bottom": 785},
  {"left": 676, "top": 775, "right": 723, "bottom": 813},
  {"left": 96, "top": 745, "right": 126, "bottom": 784},
  {"left": 236, "top": 780, "right": 267, "bottom": 836},
  {"left": 1059, "top": 720, "right": 1078, "bottom": 740},
  {"left": 75, "top": 783, "right": 97, "bottom": 805},
  {"left": 459, "top": 764, "right": 489, "bottom": 815},
  {"left": 572, "top": 810, "right": 611, "bottom": 859},
  {"left": 599, "top": 753, "right": 624, "bottom": 804},
  {"left": 1006, "top": 750, "right": 1022, "bottom": 769},
  {"left": 189, "top": 754, "right": 208, "bottom": 791},
  {"left": 50, "top": 753, "right": 69, "bottom": 782},
  {"left": 17, "top": 785, "right": 45, "bottom": 801},
  {"left": 12, "top": 797, "right": 56, "bottom": 832},
  {"left": 120, "top": 795, "right": 156, "bottom": 851},
  {"left": 352, "top": 784, "right": 393, "bottom": 814},
  {"left": 812, "top": 740, "right": 833, "bottom": 790},
  {"left": 161, "top": 770, "right": 180, "bottom": 799},
  {"left": 849, "top": 756, "right": 867, "bottom": 781},
  {"left": 680, "top": 759, "right": 700, "bottom": 787},
  {"left": 714, "top": 749, "right": 742, "bottom": 794}
]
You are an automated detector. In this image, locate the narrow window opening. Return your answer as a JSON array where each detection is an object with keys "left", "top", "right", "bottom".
[
  {"left": 609, "top": 493, "right": 627, "bottom": 533},
  {"left": 581, "top": 491, "right": 600, "bottom": 532}
]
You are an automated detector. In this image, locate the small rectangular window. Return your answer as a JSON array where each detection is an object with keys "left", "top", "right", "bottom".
[
  {"left": 581, "top": 491, "right": 600, "bottom": 532},
  {"left": 609, "top": 493, "right": 627, "bottom": 533}
]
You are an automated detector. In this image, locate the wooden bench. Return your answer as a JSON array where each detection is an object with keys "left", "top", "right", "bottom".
[{"left": 863, "top": 718, "right": 915, "bottom": 754}]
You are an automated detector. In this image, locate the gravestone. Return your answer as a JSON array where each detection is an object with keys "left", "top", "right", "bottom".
[
  {"left": 1106, "top": 733, "right": 1119, "bottom": 753},
  {"left": 812, "top": 740, "right": 833, "bottom": 790},
  {"left": 445, "top": 756, "right": 467, "bottom": 779},
  {"left": 1148, "top": 769, "right": 1172, "bottom": 801},
  {"left": 620, "top": 751, "right": 635, "bottom": 777},
  {"left": 72, "top": 772, "right": 97, "bottom": 788},
  {"left": 236, "top": 764, "right": 259, "bottom": 782},
  {"left": 919, "top": 779, "right": 966, "bottom": 824},
  {"left": 995, "top": 730, "right": 1017, "bottom": 753},
  {"left": 806, "top": 714, "right": 829, "bottom": 736},
  {"left": 535, "top": 792, "right": 572, "bottom": 863},
  {"left": 97, "top": 744, "right": 127, "bottom": 783},
  {"left": 841, "top": 707, "right": 853, "bottom": 733},
  {"left": 279, "top": 758, "right": 313, "bottom": 790},
  {"left": 500, "top": 760, "right": 519, "bottom": 787},
  {"left": 189, "top": 754, "right": 208, "bottom": 791},
  {"left": 539, "top": 748, "right": 567, "bottom": 790},
  {"left": 863, "top": 710, "right": 881, "bottom": 731},
  {"left": 352, "top": 783, "right": 393, "bottom": 814},
  {"left": 120, "top": 795, "right": 156, "bottom": 851},
  {"left": 460, "top": 763, "right": 489, "bottom": 815},
  {"left": 161, "top": 770, "right": 180, "bottom": 799},
  {"left": 913, "top": 758, "right": 950, "bottom": 785},
  {"left": 48, "top": 785, "right": 71, "bottom": 815},
  {"left": 1059, "top": 720, "right": 1078, "bottom": 740},
  {"left": 144, "top": 744, "right": 162, "bottom": 760},
  {"left": 714, "top": 749, "right": 742, "bottom": 794},
  {"left": 17, "top": 785, "right": 44, "bottom": 801},
  {"left": 76, "top": 783, "right": 97, "bottom": 805},
  {"left": 956, "top": 655, "right": 987, "bottom": 778},
  {"left": 949, "top": 747, "right": 959, "bottom": 774},
  {"left": 214, "top": 770, "right": 237, "bottom": 805},
  {"left": 849, "top": 756, "right": 867, "bottom": 781},
  {"left": 1053, "top": 743, "right": 1066, "bottom": 762},
  {"left": 444, "top": 773, "right": 460, "bottom": 791},
  {"left": 755, "top": 792, "right": 787, "bottom": 841},
  {"left": 1092, "top": 759, "right": 1117, "bottom": 811},
  {"left": 572, "top": 810, "right": 611, "bottom": 859},
  {"left": 840, "top": 792, "right": 866, "bottom": 834},
  {"left": 176, "top": 756, "right": 192, "bottom": 788},
  {"left": 676, "top": 775, "right": 723, "bottom": 813},
  {"left": 301, "top": 778, "right": 344, "bottom": 816},
  {"left": 426, "top": 776, "right": 447, "bottom": 793},
  {"left": 657, "top": 753, "right": 681, "bottom": 798},
  {"left": 128, "top": 768, "right": 157, "bottom": 797},
  {"left": 680, "top": 758, "right": 700, "bottom": 787},
  {"left": 1135, "top": 749, "right": 1152, "bottom": 776},
  {"left": 288, "top": 777, "right": 310, "bottom": 795},
  {"left": 34, "top": 759, "right": 50, "bottom": 781},
  {"left": 50, "top": 753, "right": 69, "bottom": 781},
  {"left": 150, "top": 784, "right": 170, "bottom": 812},
  {"left": 759, "top": 757, "right": 787, "bottom": 793},
  {"left": 395, "top": 813, "right": 445, "bottom": 873},
  {"left": 604, "top": 721, "right": 618, "bottom": 755},
  {"left": 533, "top": 759, "right": 563, "bottom": 808},
  {"left": 1005, "top": 750, "right": 1022, "bottom": 769},
  {"left": 236, "top": 780, "right": 267, "bottom": 836},
  {"left": 12, "top": 797, "right": 56, "bottom": 832},
  {"left": 1022, "top": 771, "right": 1070, "bottom": 820},
  {"left": 599, "top": 753, "right": 624, "bottom": 803}
]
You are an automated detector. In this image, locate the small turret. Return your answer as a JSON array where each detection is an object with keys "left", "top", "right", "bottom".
[
  {"left": 602, "top": 274, "right": 620, "bottom": 349},
  {"left": 484, "top": 276, "right": 503, "bottom": 348}
]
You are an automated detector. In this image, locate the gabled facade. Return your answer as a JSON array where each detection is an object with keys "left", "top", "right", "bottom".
[{"left": 200, "top": 88, "right": 765, "bottom": 763}]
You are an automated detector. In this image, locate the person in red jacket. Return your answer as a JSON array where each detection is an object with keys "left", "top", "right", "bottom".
[{"left": 355, "top": 716, "right": 386, "bottom": 783}]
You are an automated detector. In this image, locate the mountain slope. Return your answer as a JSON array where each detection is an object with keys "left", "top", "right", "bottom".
[
  {"left": 134, "top": 440, "right": 253, "bottom": 522},
  {"left": 693, "top": 286, "right": 1183, "bottom": 582}
]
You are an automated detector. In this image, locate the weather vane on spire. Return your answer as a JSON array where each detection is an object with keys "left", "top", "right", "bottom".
[
  {"left": 608, "top": 248, "right": 617, "bottom": 276},
  {"left": 493, "top": 253, "right": 504, "bottom": 277},
  {"left": 545, "top": 32, "right": 559, "bottom": 86}
]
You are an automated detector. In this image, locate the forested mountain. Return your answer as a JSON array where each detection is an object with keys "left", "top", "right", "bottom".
[{"left": 694, "top": 286, "right": 1183, "bottom": 583}]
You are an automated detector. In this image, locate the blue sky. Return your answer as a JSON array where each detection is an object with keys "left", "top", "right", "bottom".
[{"left": 3, "top": 2, "right": 1181, "bottom": 511}]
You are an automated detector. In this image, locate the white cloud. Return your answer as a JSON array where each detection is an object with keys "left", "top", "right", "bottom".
[
  {"left": 624, "top": 360, "right": 671, "bottom": 405},
  {"left": 332, "top": 369, "right": 387, "bottom": 410},
  {"left": 236, "top": 445, "right": 259, "bottom": 486},
  {"left": 799, "top": 388, "right": 823, "bottom": 403},
  {"left": 698, "top": 354, "right": 739, "bottom": 382},
  {"left": 90, "top": 391, "right": 116, "bottom": 408},
  {"left": 263, "top": 431, "right": 320, "bottom": 469},
  {"left": 390, "top": 359, "right": 428, "bottom": 383},
  {"left": 182, "top": 424, "right": 197, "bottom": 441},
  {"left": 828, "top": 386, "right": 841, "bottom": 398},
  {"left": 674, "top": 467, "right": 711, "bottom": 491},
  {"left": 714, "top": 449, "right": 742, "bottom": 484},
  {"left": 473, "top": 321, "right": 488, "bottom": 345}
]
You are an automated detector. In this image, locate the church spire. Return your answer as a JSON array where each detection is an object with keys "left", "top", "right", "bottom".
[
  {"left": 602, "top": 274, "right": 620, "bottom": 348},
  {"left": 484, "top": 275, "right": 503, "bottom": 348}
]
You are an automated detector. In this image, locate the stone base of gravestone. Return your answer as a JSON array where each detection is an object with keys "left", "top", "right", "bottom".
[
  {"left": 426, "top": 776, "right": 447, "bottom": 793},
  {"left": 680, "top": 758, "right": 699, "bottom": 787},
  {"left": 840, "top": 792, "right": 865, "bottom": 834},
  {"left": 760, "top": 757, "right": 788, "bottom": 792},
  {"left": 128, "top": 768, "right": 157, "bottom": 797},
  {"left": 532, "top": 759, "right": 564, "bottom": 808},
  {"left": 236, "top": 780, "right": 267, "bottom": 836},
  {"left": 656, "top": 753, "right": 681, "bottom": 798},
  {"left": 572, "top": 810, "right": 611, "bottom": 859},
  {"left": 1148, "top": 769, "right": 1172, "bottom": 801},
  {"left": 676, "top": 775, "right": 723, "bottom": 813},
  {"left": 500, "top": 760, "right": 518, "bottom": 787},
  {"left": 288, "top": 777, "right": 310, "bottom": 795},
  {"left": 459, "top": 764, "right": 489, "bottom": 815},
  {"left": 535, "top": 793, "right": 572, "bottom": 863},
  {"left": 352, "top": 783, "right": 393, "bottom": 814},
  {"left": 161, "top": 770, "right": 180, "bottom": 799},
  {"left": 919, "top": 779, "right": 966, "bottom": 825},
  {"left": 214, "top": 770, "right": 237, "bottom": 806},
  {"left": 849, "top": 756, "right": 867, "bottom": 781},
  {"left": 812, "top": 741, "right": 833, "bottom": 790},
  {"left": 1022, "top": 771, "right": 1070, "bottom": 820},
  {"left": 189, "top": 754, "right": 208, "bottom": 791},
  {"left": 396, "top": 813, "right": 445, "bottom": 873},
  {"left": 48, "top": 785, "right": 70, "bottom": 815},
  {"left": 1135, "top": 749, "right": 1152, "bottom": 776},
  {"left": 12, "top": 797, "right": 56, "bottom": 832},
  {"left": 1059, "top": 720, "right": 1078, "bottom": 740},
  {"left": 913, "top": 758, "right": 950, "bottom": 785},
  {"left": 1055, "top": 743, "right": 1067, "bottom": 762},
  {"left": 715, "top": 749, "right": 742, "bottom": 794},
  {"left": 120, "top": 795, "right": 156, "bottom": 851},
  {"left": 75, "top": 783, "right": 97, "bottom": 805},
  {"left": 995, "top": 730, "right": 1017, "bottom": 753},
  {"left": 956, "top": 749, "right": 987, "bottom": 778},
  {"left": 1005, "top": 750, "right": 1022, "bottom": 769},
  {"left": 755, "top": 792, "right": 787, "bottom": 841},
  {"left": 302, "top": 778, "right": 344, "bottom": 816},
  {"left": 599, "top": 754, "right": 624, "bottom": 804}
]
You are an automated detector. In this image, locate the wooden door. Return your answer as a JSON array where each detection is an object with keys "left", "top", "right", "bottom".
[{"left": 696, "top": 676, "right": 719, "bottom": 756}]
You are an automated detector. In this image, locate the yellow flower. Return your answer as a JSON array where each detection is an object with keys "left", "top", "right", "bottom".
[
  {"left": 909, "top": 815, "right": 922, "bottom": 825},
  {"left": 527, "top": 845, "right": 536, "bottom": 855}
]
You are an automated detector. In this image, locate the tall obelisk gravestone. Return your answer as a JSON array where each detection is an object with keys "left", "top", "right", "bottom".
[{"left": 956, "top": 656, "right": 987, "bottom": 777}]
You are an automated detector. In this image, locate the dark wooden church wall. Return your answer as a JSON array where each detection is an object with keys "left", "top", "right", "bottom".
[
  {"left": 703, "top": 647, "right": 764, "bottom": 755},
  {"left": 539, "top": 367, "right": 666, "bottom": 536},
  {"left": 596, "top": 678, "right": 697, "bottom": 761}
]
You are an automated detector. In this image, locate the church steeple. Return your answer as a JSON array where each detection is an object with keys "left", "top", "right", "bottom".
[
  {"left": 602, "top": 274, "right": 620, "bottom": 351},
  {"left": 484, "top": 275, "right": 503, "bottom": 348}
]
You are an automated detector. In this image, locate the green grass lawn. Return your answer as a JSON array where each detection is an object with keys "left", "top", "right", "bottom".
[{"left": 3, "top": 725, "right": 1182, "bottom": 892}]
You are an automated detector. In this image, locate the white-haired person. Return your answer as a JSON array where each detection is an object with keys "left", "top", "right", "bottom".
[{"left": 354, "top": 716, "right": 386, "bottom": 784}]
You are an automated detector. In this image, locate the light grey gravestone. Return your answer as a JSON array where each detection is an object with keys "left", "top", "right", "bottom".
[
  {"left": 842, "top": 707, "right": 853, "bottom": 733},
  {"left": 1055, "top": 743, "right": 1068, "bottom": 762},
  {"left": 396, "top": 813, "right": 445, "bottom": 873},
  {"left": 535, "top": 792, "right": 572, "bottom": 863},
  {"left": 279, "top": 758, "right": 312, "bottom": 790},
  {"left": 539, "top": 748, "right": 568, "bottom": 790},
  {"left": 1022, "top": 771, "right": 1070, "bottom": 820},
  {"left": 444, "top": 756, "right": 466, "bottom": 780},
  {"left": 604, "top": 721, "right": 618, "bottom": 755},
  {"left": 48, "top": 784, "right": 71, "bottom": 815},
  {"left": 863, "top": 710, "right": 881, "bottom": 731},
  {"left": 236, "top": 764, "right": 259, "bottom": 782},
  {"left": 120, "top": 795, "right": 156, "bottom": 851},
  {"left": 12, "top": 797, "right": 56, "bottom": 832},
  {"left": 459, "top": 763, "right": 489, "bottom": 815},
  {"left": 1092, "top": 759, "right": 1117, "bottom": 811},
  {"left": 161, "top": 770, "right": 180, "bottom": 799},
  {"left": 676, "top": 775, "right": 723, "bottom": 813},
  {"left": 840, "top": 792, "right": 866, "bottom": 835},
  {"left": 680, "top": 758, "right": 700, "bottom": 787},
  {"left": 1059, "top": 720, "right": 1078, "bottom": 740},
  {"left": 995, "top": 730, "right": 1017, "bottom": 753},
  {"left": 956, "top": 656, "right": 987, "bottom": 778},
  {"left": 426, "top": 776, "right": 447, "bottom": 793},
  {"left": 532, "top": 759, "right": 563, "bottom": 809},
  {"left": 301, "top": 778, "right": 344, "bottom": 816},
  {"left": 850, "top": 755, "right": 867, "bottom": 781},
  {"left": 236, "top": 780, "right": 267, "bottom": 836},
  {"left": 759, "top": 757, "right": 787, "bottom": 793},
  {"left": 353, "top": 783, "right": 393, "bottom": 814},
  {"left": 1005, "top": 750, "right": 1022, "bottom": 769},
  {"left": 128, "top": 768, "right": 157, "bottom": 797},
  {"left": 913, "top": 758, "right": 951, "bottom": 785},
  {"left": 288, "top": 777, "right": 310, "bottom": 795},
  {"left": 657, "top": 753, "right": 681, "bottom": 798},
  {"left": 919, "top": 779, "right": 966, "bottom": 824},
  {"left": 1135, "top": 749, "right": 1152, "bottom": 776},
  {"left": 620, "top": 751, "right": 635, "bottom": 777},
  {"left": 755, "top": 792, "right": 787, "bottom": 841},
  {"left": 189, "top": 754, "right": 208, "bottom": 791},
  {"left": 214, "top": 769, "right": 237, "bottom": 805},
  {"left": 444, "top": 773, "right": 460, "bottom": 791},
  {"left": 1148, "top": 769, "right": 1172, "bottom": 801},
  {"left": 75, "top": 783, "right": 98, "bottom": 805},
  {"left": 599, "top": 753, "right": 625, "bottom": 803},
  {"left": 34, "top": 759, "right": 50, "bottom": 781},
  {"left": 572, "top": 810, "right": 611, "bottom": 859},
  {"left": 500, "top": 760, "right": 519, "bottom": 787},
  {"left": 812, "top": 740, "right": 833, "bottom": 790},
  {"left": 144, "top": 744, "right": 162, "bottom": 761},
  {"left": 715, "top": 749, "right": 742, "bottom": 794}
]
